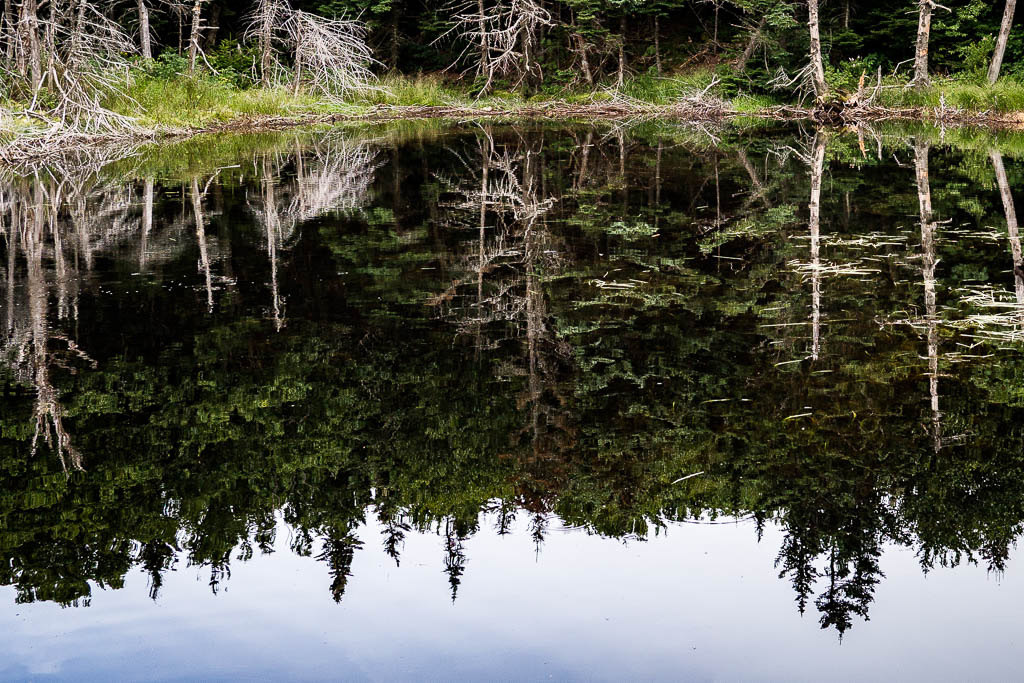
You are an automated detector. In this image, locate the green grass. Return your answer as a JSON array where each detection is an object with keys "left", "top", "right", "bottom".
[
  {"left": 875, "top": 76, "right": 1024, "bottom": 115},
  {"left": 619, "top": 69, "right": 720, "bottom": 105},
  {"left": 344, "top": 74, "right": 468, "bottom": 107},
  {"left": 106, "top": 73, "right": 338, "bottom": 128}
]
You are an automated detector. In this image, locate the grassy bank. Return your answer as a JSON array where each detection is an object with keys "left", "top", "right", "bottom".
[
  {"left": 100, "top": 67, "right": 1024, "bottom": 127},
  {"left": 6, "top": 66, "right": 1024, "bottom": 159}
]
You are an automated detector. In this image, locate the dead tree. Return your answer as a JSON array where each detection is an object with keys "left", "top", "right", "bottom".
[
  {"left": 914, "top": 138, "right": 942, "bottom": 452},
  {"left": 989, "top": 0, "right": 1017, "bottom": 84},
  {"left": 245, "top": 0, "right": 291, "bottom": 86},
  {"left": 190, "top": 177, "right": 214, "bottom": 312},
  {"left": 19, "top": 0, "right": 42, "bottom": 88},
  {"left": 0, "top": 1, "right": 138, "bottom": 133},
  {"left": 911, "top": 0, "right": 932, "bottom": 86},
  {"left": 137, "top": 0, "right": 153, "bottom": 59},
  {"left": 807, "top": 0, "right": 827, "bottom": 98},
  {"left": 188, "top": 0, "right": 206, "bottom": 74},
  {"left": 808, "top": 133, "right": 827, "bottom": 360},
  {"left": 910, "top": 1, "right": 949, "bottom": 88},
  {"left": 446, "top": 0, "right": 551, "bottom": 96},
  {"left": 284, "top": 10, "right": 376, "bottom": 98},
  {"left": 990, "top": 150, "right": 1024, "bottom": 307}
]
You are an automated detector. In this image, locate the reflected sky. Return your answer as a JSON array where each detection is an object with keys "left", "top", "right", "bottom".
[
  {"left": 3, "top": 121, "right": 1024, "bottom": 679},
  {"left": 0, "top": 515, "right": 1018, "bottom": 681}
]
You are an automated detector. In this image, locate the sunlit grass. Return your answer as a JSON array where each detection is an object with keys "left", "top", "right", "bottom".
[
  {"left": 876, "top": 76, "right": 1024, "bottom": 115},
  {"left": 619, "top": 69, "right": 720, "bottom": 105},
  {"left": 107, "top": 74, "right": 336, "bottom": 128}
]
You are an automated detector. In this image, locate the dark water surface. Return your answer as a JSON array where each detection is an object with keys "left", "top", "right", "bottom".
[{"left": 2, "top": 122, "right": 1024, "bottom": 680}]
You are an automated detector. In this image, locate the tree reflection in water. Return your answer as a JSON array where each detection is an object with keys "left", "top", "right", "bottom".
[{"left": 2, "top": 123, "right": 1024, "bottom": 634}]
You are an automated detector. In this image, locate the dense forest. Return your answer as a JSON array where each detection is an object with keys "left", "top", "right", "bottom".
[{"left": 3, "top": 0, "right": 1024, "bottom": 137}]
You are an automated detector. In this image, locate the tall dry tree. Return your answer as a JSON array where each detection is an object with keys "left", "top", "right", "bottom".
[
  {"left": 137, "top": 0, "right": 153, "bottom": 59},
  {"left": 989, "top": 0, "right": 1017, "bottom": 84},
  {"left": 446, "top": 0, "right": 551, "bottom": 96},
  {"left": 990, "top": 150, "right": 1024, "bottom": 308},
  {"left": 188, "top": 0, "right": 207, "bottom": 73},
  {"left": 190, "top": 177, "right": 214, "bottom": 312},
  {"left": 808, "top": 132, "right": 827, "bottom": 359},
  {"left": 0, "top": 1, "right": 138, "bottom": 133},
  {"left": 913, "top": 137, "right": 943, "bottom": 452},
  {"left": 245, "top": 0, "right": 291, "bottom": 86},
  {"left": 910, "top": 1, "right": 949, "bottom": 87},
  {"left": 19, "top": 0, "right": 43, "bottom": 89},
  {"left": 807, "top": 0, "right": 827, "bottom": 98},
  {"left": 284, "top": 10, "right": 376, "bottom": 97}
]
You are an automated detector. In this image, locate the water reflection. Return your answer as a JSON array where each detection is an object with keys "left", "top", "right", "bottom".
[{"left": 2, "top": 123, "right": 1024, "bottom": 636}]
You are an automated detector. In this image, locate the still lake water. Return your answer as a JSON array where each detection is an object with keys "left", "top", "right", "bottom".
[{"left": 2, "top": 122, "right": 1024, "bottom": 680}]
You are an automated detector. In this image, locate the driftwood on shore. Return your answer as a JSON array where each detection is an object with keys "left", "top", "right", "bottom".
[{"left": 2, "top": 94, "right": 1024, "bottom": 167}]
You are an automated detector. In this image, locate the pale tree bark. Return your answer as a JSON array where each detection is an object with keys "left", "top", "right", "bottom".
[
  {"left": 914, "top": 138, "right": 941, "bottom": 452},
  {"left": 191, "top": 178, "right": 214, "bottom": 312},
  {"left": 989, "top": 0, "right": 1017, "bottom": 84},
  {"left": 19, "top": 0, "right": 41, "bottom": 88},
  {"left": 140, "top": 178, "right": 154, "bottom": 269},
  {"left": 2, "top": 0, "right": 14, "bottom": 60},
  {"left": 262, "top": 159, "right": 284, "bottom": 331},
  {"left": 188, "top": 0, "right": 204, "bottom": 74},
  {"left": 477, "top": 0, "right": 489, "bottom": 84},
  {"left": 137, "top": 0, "right": 153, "bottom": 59},
  {"left": 574, "top": 32, "right": 592, "bottom": 85},
  {"left": 808, "top": 0, "right": 827, "bottom": 98},
  {"left": 912, "top": 0, "right": 933, "bottom": 87},
  {"left": 249, "top": 0, "right": 289, "bottom": 86},
  {"left": 990, "top": 150, "right": 1024, "bottom": 307},
  {"left": 5, "top": 200, "right": 15, "bottom": 336},
  {"left": 808, "top": 133, "right": 827, "bottom": 361}
]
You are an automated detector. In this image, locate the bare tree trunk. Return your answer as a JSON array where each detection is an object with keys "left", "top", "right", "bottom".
[
  {"left": 737, "top": 15, "right": 766, "bottom": 72},
  {"left": 654, "top": 15, "right": 661, "bottom": 76},
  {"left": 256, "top": 0, "right": 275, "bottom": 86},
  {"left": 5, "top": 202, "right": 15, "bottom": 336},
  {"left": 990, "top": 150, "right": 1024, "bottom": 307},
  {"left": 617, "top": 15, "right": 626, "bottom": 88},
  {"left": 2, "top": 0, "right": 14, "bottom": 60},
  {"left": 521, "top": 26, "right": 533, "bottom": 92},
  {"left": 477, "top": 0, "right": 490, "bottom": 91},
  {"left": 292, "top": 20, "right": 303, "bottom": 94},
  {"left": 808, "top": 133, "right": 827, "bottom": 360},
  {"left": 989, "top": 0, "right": 1017, "bottom": 84},
  {"left": 912, "top": 0, "right": 933, "bottom": 87},
  {"left": 808, "top": 0, "right": 828, "bottom": 98},
  {"left": 19, "top": 0, "right": 41, "bottom": 88},
  {"left": 914, "top": 138, "right": 941, "bottom": 452},
  {"left": 191, "top": 178, "right": 213, "bottom": 312},
  {"left": 262, "top": 159, "right": 283, "bottom": 330},
  {"left": 137, "top": 0, "right": 152, "bottom": 59},
  {"left": 575, "top": 33, "right": 592, "bottom": 85},
  {"left": 188, "top": 0, "right": 203, "bottom": 74},
  {"left": 714, "top": 1, "right": 720, "bottom": 50},
  {"left": 140, "top": 178, "right": 153, "bottom": 269}
]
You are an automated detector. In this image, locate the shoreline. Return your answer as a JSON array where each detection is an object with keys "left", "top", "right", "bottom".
[{"left": 5, "top": 100, "right": 1024, "bottom": 166}]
